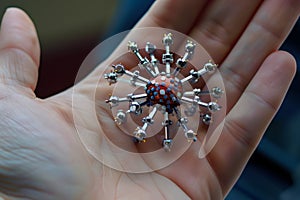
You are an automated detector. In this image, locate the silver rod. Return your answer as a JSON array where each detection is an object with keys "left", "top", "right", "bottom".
[
  {"left": 135, "top": 52, "right": 144, "bottom": 62},
  {"left": 164, "top": 112, "right": 169, "bottom": 140},
  {"left": 181, "top": 96, "right": 209, "bottom": 107},
  {"left": 181, "top": 122, "right": 188, "bottom": 132},
  {"left": 166, "top": 63, "right": 171, "bottom": 76},
  {"left": 197, "top": 68, "right": 208, "bottom": 77},
  {"left": 181, "top": 96, "right": 194, "bottom": 104},
  {"left": 180, "top": 68, "right": 207, "bottom": 84},
  {"left": 124, "top": 70, "right": 149, "bottom": 83},
  {"left": 180, "top": 75, "right": 193, "bottom": 83},
  {"left": 118, "top": 97, "right": 129, "bottom": 102},
  {"left": 152, "top": 63, "right": 160, "bottom": 76},
  {"left": 164, "top": 126, "right": 169, "bottom": 140},
  {"left": 149, "top": 107, "right": 158, "bottom": 119},
  {"left": 183, "top": 91, "right": 195, "bottom": 96},
  {"left": 182, "top": 53, "right": 189, "bottom": 61},
  {"left": 166, "top": 46, "right": 170, "bottom": 54},
  {"left": 117, "top": 78, "right": 146, "bottom": 87},
  {"left": 131, "top": 93, "right": 148, "bottom": 100},
  {"left": 142, "top": 123, "right": 148, "bottom": 131},
  {"left": 197, "top": 101, "right": 208, "bottom": 107},
  {"left": 173, "top": 107, "right": 188, "bottom": 132},
  {"left": 173, "top": 68, "right": 180, "bottom": 77},
  {"left": 151, "top": 58, "right": 160, "bottom": 75}
]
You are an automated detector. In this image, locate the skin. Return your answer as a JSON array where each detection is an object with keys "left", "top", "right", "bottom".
[{"left": 0, "top": 1, "right": 299, "bottom": 199}]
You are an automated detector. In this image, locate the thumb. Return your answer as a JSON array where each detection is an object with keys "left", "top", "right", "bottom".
[{"left": 0, "top": 8, "right": 40, "bottom": 92}]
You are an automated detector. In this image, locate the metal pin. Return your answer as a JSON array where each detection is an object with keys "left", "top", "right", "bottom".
[
  {"left": 174, "top": 41, "right": 196, "bottom": 77},
  {"left": 183, "top": 88, "right": 201, "bottom": 97},
  {"left": 181, "top": 96, "right": 209, "bottom": 108},
  {"left": 163, "top": 112, "right": 171, "bottom": 140},
  {"left": 106, "top": 93, "right": 147, "bottom": 106},
  {"left": 142, "top": 106, "right": 158, "bottom": 125},
  {"left": 145, "top": 42, "right": 160, "bottom": 76},
  {"left": 180, "top": 61, "right": 217, "bottom": 84},
  {"left": 181, "top": 97, "right": 221, "bottom": 112},
  {"left": 124, "top": 70, "right": 150, "bottom": 83},
  {"left": 162, "top": 112, "right": 173, "bottom": 151},
  {"left": 162, "top": 33, "right": 174, "bottom": 77},
  {"left": 183, "top": 87, "right": 223, "bottom": 99},
  {"left": 174, "top": 108, "right": 197, "bottom": 142},
  {"left": 130, "top": 93, "right": 148, "bottom": 101}
]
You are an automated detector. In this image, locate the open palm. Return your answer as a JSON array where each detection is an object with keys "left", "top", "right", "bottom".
[{"left": 0, "top": 1, "right": 299, "bottom": 200}]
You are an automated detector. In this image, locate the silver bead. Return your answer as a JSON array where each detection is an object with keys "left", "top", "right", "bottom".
[
  {"left": 129, "top": 102, "right": 143, "bottom": 115},
  {"left": 145, "top": 42, "right": 156, "bottom": 54},
  {"left": 106, "top": 96, "right": 119, "bottom": 107},
  {"left": 104, "top": 72, "right": 118, "bottom": 83},
  {"left": 211, "top": 87, "right": 224, "bottom": 99},
  {"left": 204, "top": 62, "right": 217, "bottom": 72},
  {"left": 128, "top": 41, "right": 138, "bottom": 52},
  {"left": 115, "top": 110, "right": 127, "bottom": 125},
  {"left": 185, "top": 40, "right": 196, "bottom": 53},
  {"left": 163, "top": 139, "right": 173, "bottom": 152},
  {"left": 184, "top": 130, "right": 197, "bottom": 142},
  {"left": 202, "top": 114, "right": 212, "bottom": 125},
  {"left": 208, "top": 102, "right": 221, "bottom": 112},
  {"left": 113, "top": 64, "right": 125, "bottom": 74},
  {"left": 162, "top": 33, "right": 173, "bottom": 46},
  {"left": 133, "top": 127, "right": 147, "bottom": 141}
]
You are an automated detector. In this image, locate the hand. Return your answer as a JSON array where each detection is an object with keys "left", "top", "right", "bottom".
[{"left": 0, "top": 1, "right": 299, "bottom": 199}]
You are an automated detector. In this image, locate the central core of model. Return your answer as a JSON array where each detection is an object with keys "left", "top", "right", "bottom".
[{"left": 145, "top": 75, "right": 183, "bottom": 113}]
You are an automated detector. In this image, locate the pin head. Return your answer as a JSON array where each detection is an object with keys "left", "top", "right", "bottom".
[
  {"left": 185, "top": 40, "right": 196, "bottom": 53},
  {"left": 163, "top": 33, "right": 173, "bottom": 46},
  {"left": 204, "top": 61, "right": 217, "bottom": 72},
  {"left": 128, "top": 41, "right": 138, "bottom": 52},
  {"left": 145, "top": 42, "right": 156, "bottom": 54}
]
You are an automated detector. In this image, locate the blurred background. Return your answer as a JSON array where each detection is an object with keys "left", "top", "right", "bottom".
[{"left": 0, "top": 1, "right": 299, "bottom": 199}]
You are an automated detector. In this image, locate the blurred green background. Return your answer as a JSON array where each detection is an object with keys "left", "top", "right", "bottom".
[
  {"left": 0, "top": 0, "right": 117, "bottom": 50},
  {"left": 0, "top": 0, "right": 117, "bottom": 97}
]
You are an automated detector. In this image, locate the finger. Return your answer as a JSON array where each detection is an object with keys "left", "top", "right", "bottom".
[
  {"left": 189, "top": 0, "right": 262, "bottom": 63},
  {"left": 113, "top": 0, "right": 210, "bottom": 56},
  {"left": 135, "top": 0, "right": 209, "bottom": 33},
  {"left": 0, "top": 8, "right": 40, "bottom": 91},
  {"left": 221, "top": 0, "right": 300, "bottom": 110},
  {"left": 210, "top": 51, "right": 296, "bottom": 194},
  {"left": 75, "top": 0, "right": 210, "bottom": 97},
  {"left": 104, "top": 0, "right": 210, "bottom": 65}
]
